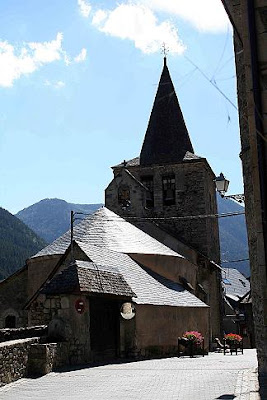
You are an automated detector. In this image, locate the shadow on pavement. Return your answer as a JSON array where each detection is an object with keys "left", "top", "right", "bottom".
[{"left": 55, "top": 358, "right": 141, "bottom": 373}]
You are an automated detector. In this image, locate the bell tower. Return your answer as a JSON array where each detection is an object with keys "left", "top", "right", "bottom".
[{"left": 105, "top": 58, "right": 220, "bottom": 264}]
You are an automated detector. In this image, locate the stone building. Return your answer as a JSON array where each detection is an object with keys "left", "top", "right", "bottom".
[
  {"left": 0, "top": 59, "right": 223, "bottom": 366},
  {"left": 222, "top": 268, "right": 253, "bottom": 347},
  {"left": 25, "top": 207, "right": 209, "bottom": 363},
  {"left": 221, "top": 0, "right": 267, "bottom": 375},
  {"left": 106, "top": 57, "right": 222, "bottom": 338}
]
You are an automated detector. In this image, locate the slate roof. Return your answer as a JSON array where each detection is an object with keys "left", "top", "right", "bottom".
[
  {"left": 42, "top": 260, "right": 135, "bottom": 297},
  {"left": 140, "top": 58, "right": 194, "bottom": 166},
  {"left": 33, "top": 207, "right": 181, "bottom": 259},
  {"left": 76, "top": 241, "right": 207, "bottom": 307},
  {"left": 113, "top": 152, "right": 202, "bottom": 168},
  {"left": 222, "top": 268, "right": 250, "bottom": 299}
]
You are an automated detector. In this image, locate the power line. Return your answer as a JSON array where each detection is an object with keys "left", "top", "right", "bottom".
[
  {"left": 184, "top": 55, "right": 238, "bottom": 111},
  {"left": 221, "top": 258, "right": 249, "bottom": 263},
  {"left": 211, "top": 26, "right": 230, "bottom": 81},
  {"left": 71, "top": 210, "right": 245, "bottom": 223}
]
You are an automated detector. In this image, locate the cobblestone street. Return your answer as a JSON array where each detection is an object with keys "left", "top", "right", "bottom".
[{"left": 0, "top": 349, "right": 261, "bottom": 400}]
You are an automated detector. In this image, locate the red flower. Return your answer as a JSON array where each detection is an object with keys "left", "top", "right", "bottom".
[
  {"left": 224, "top": 333, "right": 242, "bottom": 342},
  {"left": 183, "top": 331, "right": 204, "bottom": 345}
]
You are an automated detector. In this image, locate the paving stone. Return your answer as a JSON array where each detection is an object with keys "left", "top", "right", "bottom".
[{"left": 0, "top": 349, "right": 261, "bottom": 400}]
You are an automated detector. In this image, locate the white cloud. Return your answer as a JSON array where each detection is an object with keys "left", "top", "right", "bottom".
[
  {"left": 92, "top": 10, "right": 108, "bottom": 26},
  {"left": 0, "top": 33, "right": 67, "bottom": 87},
  {"left": 141, "top": 0, "right": 229, "bottom": 33},
  {"left": 92, "top": 4, "right": 185, "bottom": 54},
  {"left": 74, "top": 48, "right": 87, "bottom": 63},
  {"left": 0, "top": 33, "right": 86, "bottom": 87},
  {"left": 45, "top": 80, "right": 65, "bottom": 89},
  {"left": 77, "top": 0, "right": 91, "bottom": 18},
  {"left": 28, "top": 32, "right": 63, "bottom": 63}
]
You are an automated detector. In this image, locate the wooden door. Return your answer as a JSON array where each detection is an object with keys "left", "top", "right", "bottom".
[{"left": 90, "top": 298, "right": 119, "bottom": 361}]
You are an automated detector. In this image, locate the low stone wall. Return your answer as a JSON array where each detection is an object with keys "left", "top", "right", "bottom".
[
  {"left": 0, "top": 337, "right": 39, "bottom": 386},
  {"left": 0, "top": 325, "right": 47, "bottom": 343},
  {"left": 28, "top": 342, "right": 69, "bottom": 376}
]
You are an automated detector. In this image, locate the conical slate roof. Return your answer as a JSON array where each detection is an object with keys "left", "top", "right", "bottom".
[
  {"left": 32, "top": 207, "right": 181, "bottom": 258},
  {"left": 140, "top": 58, "right": 194, "bottom": 166}
]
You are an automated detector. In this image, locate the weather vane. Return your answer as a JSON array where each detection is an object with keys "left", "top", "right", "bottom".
[{"left": 161, "top": 43, "right": 169, "bottom": 58}]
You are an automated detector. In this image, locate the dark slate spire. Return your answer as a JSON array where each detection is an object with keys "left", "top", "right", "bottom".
[{"left": 140, "top": 57, "right": 194, "bottom": 166}]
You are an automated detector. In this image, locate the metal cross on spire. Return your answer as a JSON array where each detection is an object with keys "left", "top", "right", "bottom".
[
  {"left": 161, "top": 43, "right": 169, "bottom": 66},
  {"left": 161, "top": 43, "right": 169, "bottom": 58}
]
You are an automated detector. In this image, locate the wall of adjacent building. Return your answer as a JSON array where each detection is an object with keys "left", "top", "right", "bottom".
[{"left": 222, "top": 0, "right": 267, "bottom": 374}]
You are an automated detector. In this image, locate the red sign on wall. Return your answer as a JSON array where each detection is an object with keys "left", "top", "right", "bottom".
[{"left": 75, "top": 299, "right": 85, "bottom": 314}]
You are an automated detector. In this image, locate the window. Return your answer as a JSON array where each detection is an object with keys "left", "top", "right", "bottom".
[
  {"left": 141, "top": 176, "right": 154, "bottom": 208},
  {"left": 118, "top": 185, "right": 130, "bottom": 208},
  {"left": 5, "top": 315, "right": 16, "bottom": 328},
  {"left": 223, "top": 278, "right": 231, "bottom": 285},
  {"left": 162, "top": 175, "right": 175, "bottom": 205}
]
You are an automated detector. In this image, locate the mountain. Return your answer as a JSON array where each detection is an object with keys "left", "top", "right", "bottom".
[
  {"left": 216, "top": 194, "right": 250, "bottom": 277},
  {"left": 0, "top": 207, "right": 47, "bottom": 280},
  {"left": 16, "top": 196, "right": 250, "bottom": 278},
  {"left": 16, "top": 199, "right": 103, "bottom": 243}
]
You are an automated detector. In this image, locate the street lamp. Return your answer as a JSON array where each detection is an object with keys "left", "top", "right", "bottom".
[{"left": 214, "top": 173, "right": 245, "bottom": 204}]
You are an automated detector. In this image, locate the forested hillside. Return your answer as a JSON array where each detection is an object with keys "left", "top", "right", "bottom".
[
  {"left": 217, "top": 194, "right": 249, "bottom": 277},
  {"left": 17, "top": 196, "right": 250, "bottom": 277},
  {"left": 0, "top": 207, "right": 47, "bottom": 280},
  {"left": 16, "top": 199, "right": 103, "bottom": 243}
]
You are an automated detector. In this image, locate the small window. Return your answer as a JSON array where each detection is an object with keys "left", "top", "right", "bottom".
[
  {"left": 141, "top": 176, "right": 154, "bottom": 208},
  {"left": 5, "top": 315, "right": 16, "bottom": 328},
  {"left": 223, "top": 278, "right": 231, "bottom": 285},
  {"left": 118, "top": 185, "right": 130, "bottom": 208},
  {"left": 162, "top": 175, "right": 175, "bottom": 205}
]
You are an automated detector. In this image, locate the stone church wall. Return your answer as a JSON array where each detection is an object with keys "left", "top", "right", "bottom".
[
  {"left": 130, "top": 253, "right": 197, "bottom": 288},
  {"left": 0, "top": 267, "right": 28, "bottom": 329},
  {"left": 27, "top": 255, "right": 62, "bottom": 299},
  {"left": 107, "top": 159, "right": 220, "bottom": 264},
  {"left": 135, "top": 304, "right": 209, "bottom": 356}
]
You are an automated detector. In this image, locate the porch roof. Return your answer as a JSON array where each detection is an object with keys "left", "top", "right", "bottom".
[{"left": 41, "top": 260, "right": 135, "bottom": 298}]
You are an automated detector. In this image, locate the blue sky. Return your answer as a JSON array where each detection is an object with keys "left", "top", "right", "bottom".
[{"left": 0, "top": 0, "right": 242, "bottom": 214}]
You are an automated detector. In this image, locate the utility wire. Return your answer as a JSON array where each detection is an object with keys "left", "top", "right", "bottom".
[
  {"left": 183, "top": 55, "right": 267, "bottom": 144},
  {"left": 211, "top": 26, "right": 230, "bottom": 81},
  {"left": 184, "top": 55, "right": 238, "bottom": 111},
  {"left": 70, "top": 210, "right": 245, "bottom": 223},
  {"left": 221, "top": 258, "right": 249, "bottom": 263}
]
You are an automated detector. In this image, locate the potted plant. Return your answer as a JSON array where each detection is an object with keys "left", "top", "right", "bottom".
[
  {"left": 224, "top": 333, "right": 243, "bottom": 355},
  {"left": 182, "top": 331, "right": 204, "bottom": 345},
  {"left": 224, "top": 333, "right": 242, "bottom": 344},
  {"left": 178, "top": 331, "right": 204, "bottom": 357}
]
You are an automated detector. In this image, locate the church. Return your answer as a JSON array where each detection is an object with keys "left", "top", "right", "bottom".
[{"left": 0, "top": 57, "right": 222, "bottom": 365}]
